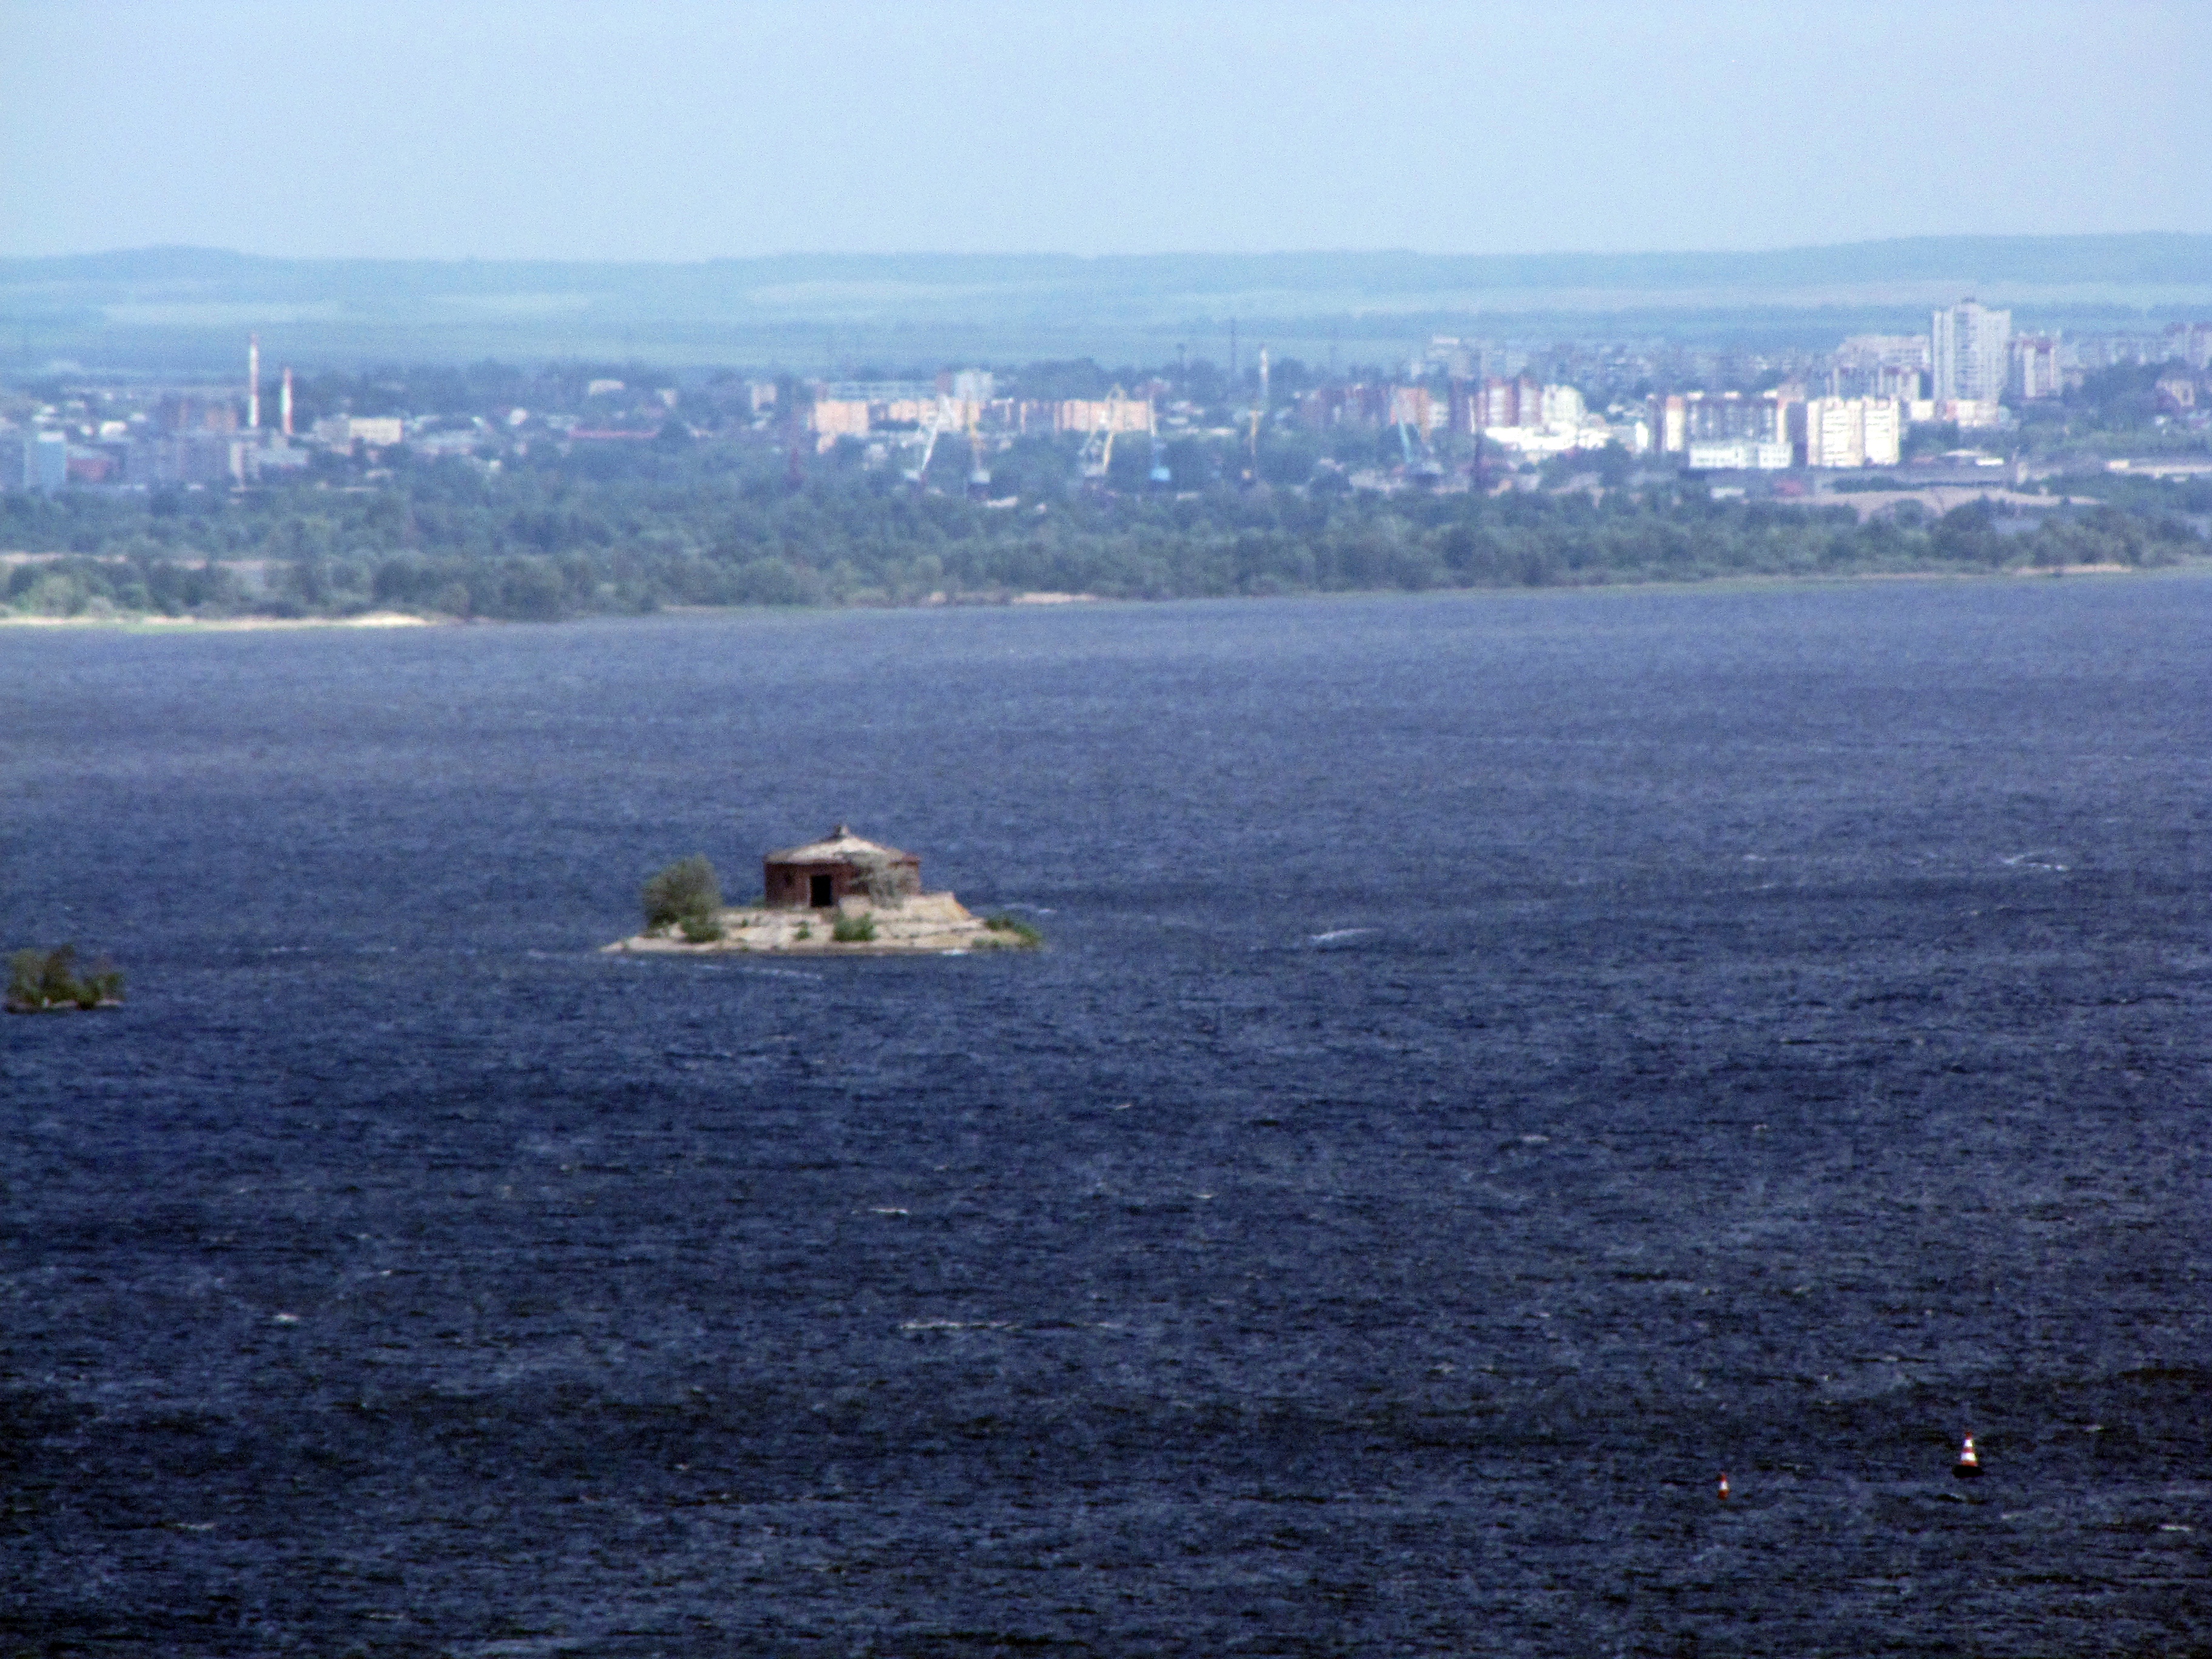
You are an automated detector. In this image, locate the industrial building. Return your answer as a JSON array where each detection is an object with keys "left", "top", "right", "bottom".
[
  {"left": 1831, "top": 335, "right": 1928, "bottom": 400},
  {"left": 1801, "top": 397, "right": 1903, "bottom": 468},
  {"left": 1686, "top": 438, "right": 1793, "bottom": 471},
  {"left": 1, "top": 429, "right": 69, "bottom": 492},
  {"left": 1649, "top": 389, "right": 1801, "bottom": 457},
  {"left": 805, "top": 376, "right": 1149, "bottom": 449},
  {"left": 1052, "top": 394, "right": 1154, "bottom": 435}
]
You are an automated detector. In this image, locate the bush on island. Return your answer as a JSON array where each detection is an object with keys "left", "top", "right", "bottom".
[
  {"left": 642, "top": 855, "right": 721, "bottom": 933},
  {"left": 984, "top": 914, "right": 1043, "bottom": 946},
  {"left": 831, "top": 912, "right": 877, "bottom": 943}
]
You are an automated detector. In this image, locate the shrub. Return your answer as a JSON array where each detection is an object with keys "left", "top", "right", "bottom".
[
  {"left": 850, "top": 851, "right": 919, "bottom": 906},
  {"left": 38, "top": 943, "right": 80, "bottom": 1002},
  {"left": 832, "top": 911, "right": 878, "bottom": 943},
  {"left": 7, "top": 948, "right": 44, "bottom": 1005},
  {"left": 679, "top": 913, "right": 724, "bottom": 943},
  {"left": 984, "top": 914, "right": 1043, "bottom": 946},
  {"left": 642, "top": 854, "right": 721, "bottom": 931}
]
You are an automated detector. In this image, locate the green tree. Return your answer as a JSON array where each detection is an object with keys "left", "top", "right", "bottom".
[{"left": 642, "top": 856, "right": 722, "bottom": 931}]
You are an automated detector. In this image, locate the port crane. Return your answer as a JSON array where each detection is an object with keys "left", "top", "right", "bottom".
[
  {"left": 965, "top": 397, "right": 991, "bottom": 500},
  {"left": 1242, "top": 348, "right": 1270, "bottom": 486},
  {"left": 1080, "top": 384, "right": 1145, "bottom": 488},
  {"left": 902, "top": 396, "right": 955, "bottom": 488},
  {"left": 1397, "top": 415, "right": 1445, "bottom": 487},
  {"left": 1078, "top": 421, "right": 1118, "bottom": 485}
]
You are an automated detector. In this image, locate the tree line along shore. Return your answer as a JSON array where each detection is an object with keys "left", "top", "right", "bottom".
[{"left": 4, "top": 443, "right": 2205, "bottom": 624}]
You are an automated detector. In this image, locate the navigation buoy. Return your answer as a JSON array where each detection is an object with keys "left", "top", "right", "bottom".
[
  {"left": 1953, "top": 1434, "right": 1982, "bottom": 1479},
  {"left": 1717, "top": 1471, "right": 1731, "bottom": 1501}
]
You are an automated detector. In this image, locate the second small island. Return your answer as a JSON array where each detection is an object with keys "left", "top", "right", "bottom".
[{"left": 604, "top": 825, "right": 1041, "bottom": 956}]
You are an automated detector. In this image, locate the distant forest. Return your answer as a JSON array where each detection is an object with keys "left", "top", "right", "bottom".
[{"left": 5, "top": 442, "right": 2206, "bottom": 622}]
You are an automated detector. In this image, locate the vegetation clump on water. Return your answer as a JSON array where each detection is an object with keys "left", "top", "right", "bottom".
[
  {"left": 7, "top": 945, "right": 124, "bottom": 1012},
  {"left": 642, "top": 855, "right": 723, "bottom": 942}
]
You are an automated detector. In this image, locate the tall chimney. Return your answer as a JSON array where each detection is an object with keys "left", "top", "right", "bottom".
[
  {"left": 281, "top": 366, "right": 293, "bottom": 437},
  {"left": 248, "top": 333, "right": 261, "bottom": 431}
]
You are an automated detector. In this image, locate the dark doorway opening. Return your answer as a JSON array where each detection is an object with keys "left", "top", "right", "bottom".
[{"left": 810, "top": 874, "right": 835, "bottom": 908}]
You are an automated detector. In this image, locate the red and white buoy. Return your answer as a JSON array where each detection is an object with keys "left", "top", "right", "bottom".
[
  {"left": 1717, "top": 1470, "right": 1731, "bottom": 1501},
  {"left": 1953, "top": 1433, "right": 1982, "bottom": 1480}
]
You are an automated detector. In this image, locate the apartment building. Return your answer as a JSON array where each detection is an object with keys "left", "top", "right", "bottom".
[
  {"left": 2009, "top": 335, "right": 2062, "bottom": 400},
  {"left": 1932, "top": 300, "right": 2012, "bottom": 403}
]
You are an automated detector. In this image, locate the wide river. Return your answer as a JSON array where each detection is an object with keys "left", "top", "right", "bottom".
[{"left": 5, "top": 577, "right": 2210, "bottom": 1655}]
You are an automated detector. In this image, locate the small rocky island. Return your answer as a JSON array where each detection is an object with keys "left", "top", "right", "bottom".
[
  {"left": 603, "top": 826, "right": 1041, "bottom": 956},
  {"left": 7, "top": 945, "right": 124, "bottom": 1013}
]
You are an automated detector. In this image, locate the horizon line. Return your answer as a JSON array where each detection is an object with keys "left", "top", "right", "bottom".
[{"left": 9, "top": 231, "right": 2212, "bottom": 268}]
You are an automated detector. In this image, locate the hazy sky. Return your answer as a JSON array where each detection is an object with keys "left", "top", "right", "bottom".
[{"left": 4, "top": 1, "right": 2205, "bottom": 260}]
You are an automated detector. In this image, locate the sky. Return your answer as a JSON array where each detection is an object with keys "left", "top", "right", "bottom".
[{"left": 4, "top": 1, "right": 2207, "bottom": 261}]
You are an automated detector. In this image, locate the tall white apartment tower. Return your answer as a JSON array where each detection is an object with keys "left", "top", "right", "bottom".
[{"left": 1931, "top": 299, "right": 2012, "bottom": 403}]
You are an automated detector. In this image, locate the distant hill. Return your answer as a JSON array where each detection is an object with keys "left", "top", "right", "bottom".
[
  {"left": 5, "top": 235, "right": 2209, "bottom": 374},
  {"left": 14, "top": 234, "right": 2212, "bottom": 293}
]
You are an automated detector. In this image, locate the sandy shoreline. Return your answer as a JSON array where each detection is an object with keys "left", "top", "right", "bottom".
[
  {"left": 0, "top": 610, "right": 437, "bottom": 631},
  {"left": 2, "top": 560, "right": 2202, "bottom": 632}
]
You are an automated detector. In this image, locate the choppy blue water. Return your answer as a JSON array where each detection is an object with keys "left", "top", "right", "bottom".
[{"left": 5, "top": 578, "right": 2211, "bottom": 1656}]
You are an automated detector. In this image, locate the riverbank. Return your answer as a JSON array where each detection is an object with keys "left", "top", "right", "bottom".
[
  {"left": 7, "top": 558, "right": 2206, "bottom": 632},
  {"left": 7, "top": 455, "right": 2203, "bottom": 623},
  {"left": 0, "top": 609, "right": 436, "bottom": 630}
]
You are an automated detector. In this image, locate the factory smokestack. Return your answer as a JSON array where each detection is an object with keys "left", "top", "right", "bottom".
[
  {"left": 248, "top": 334, "right": 261, "bottom": 431},
  {"left": 281, "top": 366, "right": 293, "bottom": 437}
]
